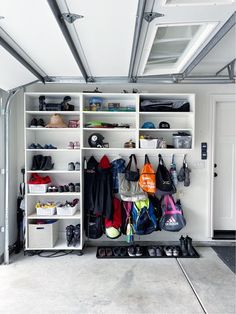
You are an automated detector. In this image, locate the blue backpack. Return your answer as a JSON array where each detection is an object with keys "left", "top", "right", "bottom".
[{"left": 132, "top": 199, "right": 157, "bottom": 235}]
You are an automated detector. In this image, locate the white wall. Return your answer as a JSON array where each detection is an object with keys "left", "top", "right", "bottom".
[{"left": 9, "top": 83, "right": 235, "bottom": 243}]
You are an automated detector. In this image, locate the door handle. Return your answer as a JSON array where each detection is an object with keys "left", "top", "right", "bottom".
[{"left": 214, "top": 172, "right": 218, "bottom": 177}]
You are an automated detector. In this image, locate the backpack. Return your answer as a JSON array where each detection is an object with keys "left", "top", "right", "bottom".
[
  {"left": 85, "top": 214, "right": 103, "bottom": 239},
  {"left": 132, "top": 199, "right": 157, "bottom": 235},
  {"left": 139, "top": 154, "right": 156, "bottom": 193},
  {"left": 160, "top": 195, "right": 186, "bottom": 232}
]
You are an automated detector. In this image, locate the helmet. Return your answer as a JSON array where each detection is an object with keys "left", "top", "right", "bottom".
[
  {"left": 88, "top": 133, "right": 105, "bottom": 147},
  {"left": 142, "top": 122, "right": 155, "bottom": 129},
  {"left": 159, "top": 121, "right": 170, "bottom": 129}
]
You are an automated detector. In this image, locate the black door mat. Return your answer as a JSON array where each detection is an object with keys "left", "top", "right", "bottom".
[
  {"left": 96, "top": 245, "right": 199, "bottom": 259},
  {"left": 213, "top": 230, "right": 236, "bottom": 240},
  {"left": 212, "top": 246, "right": 236, "bottom": 274}
]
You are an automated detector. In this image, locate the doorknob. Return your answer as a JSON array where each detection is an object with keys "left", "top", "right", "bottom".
[{"left": 214, "top": 172, "right": 218, "bottom": 177}]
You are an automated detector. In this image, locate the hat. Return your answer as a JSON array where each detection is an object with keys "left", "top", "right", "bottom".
[
  {"left": 159, "top": 121, "right": 170, "bottom": 129},
  {"left": 46, "top": 114, "right": 68, "bottom": 128},
  {"left": 142, "top": 122, "right": 155, "bottom": 129}
]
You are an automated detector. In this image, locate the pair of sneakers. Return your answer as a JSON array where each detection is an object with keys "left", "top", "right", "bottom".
[
  {"left": 30, "top": 118, "right": 45, "bottom": 128},
  {"left": 127, "top": 245, "right": 142, "bottom": 257},
  {"left": 148, "top": 246, "right": 164, "bottom": 257},
  {"left": 67, "top": 142, "right": 80, "bottom": 149},
  {"left": 29, "top": 143, "right": 57, "bottom": 150},
  {"left": 68, "top": 162, "right": 80, "bottom": 171},
  {"left": 164, "top": 246, "right": 181, "bottom": 257}
]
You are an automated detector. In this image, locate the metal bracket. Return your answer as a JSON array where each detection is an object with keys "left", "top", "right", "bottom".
[
  {"left": 61, "top": 13, "right": 84, "bottom": 24},
  {"left": 216, "top": 58, "right": 235, "bottom": 80},
  {"left": 130, "top": 76, "right": 137, "bottom": 83},
  {"left": 87, "top": 76, "right": 95, "bottom": 83},
  {"left": 144, "top": 12, "right": 164, "bottom": 23}
]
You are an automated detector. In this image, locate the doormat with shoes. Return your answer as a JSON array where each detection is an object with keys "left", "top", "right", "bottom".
[{"left": 96, "top": 245, "right": 200, "bottom": 259}]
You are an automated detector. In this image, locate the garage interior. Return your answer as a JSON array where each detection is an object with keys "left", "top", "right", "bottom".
[{"left": 0, "top": 1, "right": 235, "bottom": 313}]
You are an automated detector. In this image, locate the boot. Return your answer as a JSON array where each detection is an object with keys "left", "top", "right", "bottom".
[
  {"left": 66, "top": 225, "right": 74, "bottom": 246},
  {"left": 31, "top": 156, "right": 39, "bottom": 170},
  {"left": 73, "top": 224, "right": 80, "bottom": 247},
  {"left": 186, "top": 236, "right": 195, "bottom": 256},
  {"left": 41, "top": 156, "right": 54, "bottom": 171},
  {"left": 179, "top": 235, "right": 188, "bottom": 256}
]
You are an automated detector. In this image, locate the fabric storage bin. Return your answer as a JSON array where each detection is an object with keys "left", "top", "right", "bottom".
[
  {"left": 29, "top": 184, "right": 48, "bottom": 194},
  {"left": 56, "top": 203, "right": 78, "bottom": 216},
  {"left": 36, "top": 206, "right": 56, "bottom": 216},
  {"left": 173, "top": 135, "right": 192, "bottom": 149},
  {"left": 140, "top": 139, "right": 157, "bottom": 149},
  {"left": 28, "top": 220, "right": 59, "bottom": 248}
]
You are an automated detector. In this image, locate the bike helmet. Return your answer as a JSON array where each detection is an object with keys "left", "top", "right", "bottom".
[{"left": 88, "top": 133, "right": 105, "bottom": 147}]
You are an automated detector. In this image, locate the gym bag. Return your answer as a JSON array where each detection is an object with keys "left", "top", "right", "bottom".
[
  {"left": 139, "top": 154, "right": 156, "bottom": 193},
  {"left": 156, "top": 154, "right": 176, "bottom": 193},
  {"left": 132, "top": 199, "right": 157, "bottom": 235},
  {"left": 118, "top": 173, "right": 147, "bottom": 202},
  {"left": 140, "top": 99, "right": 190, "bottom": 112},
  {"left": 160, "top": 195, "right": 186, "bottom": 232},
  {"left": 125, "top": 154, "right": 140, "bottom": 182}
]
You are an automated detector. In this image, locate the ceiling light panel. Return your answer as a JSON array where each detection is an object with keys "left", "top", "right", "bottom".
[
  {"left": 0, "top": 46, "right": 36, "bottom": 90},
  {"left": 164, "top": 0, "right": 236, "bottom": 6},
  {"left": 63, "top": 0, "right": 138, "bottom": 76},
  {"left": 0, "top": 0, "right": 83, "bottom": 77}
]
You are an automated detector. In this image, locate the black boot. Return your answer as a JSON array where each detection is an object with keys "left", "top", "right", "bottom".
[
  {"left": 73, "top": 224, "right": 80, "bottom": 247},
  {"left": 179, "top": 235, "right": 188, "bottom": 256},
  {"left": 66, "top": 225, "right": 74, "bottom": 246},
  {"left": 31, "top": 156, "right": 38, "bottom": 170},
  {"left": 186, "top": 236, "right": 195, "bottom": 256},
  {"left": 41, "top": 156, "right": 54, "bottom": 171}
]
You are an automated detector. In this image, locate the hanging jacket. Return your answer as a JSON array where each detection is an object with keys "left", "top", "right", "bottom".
[
  {"left": 94, "top": 155, "right": 114, "bottom": 220},
  {"left": 84, "top": 156, "right": 99, "bottom": 213},
  {"left": 111, "top": 158, "right": 126, "bottom": 193}
]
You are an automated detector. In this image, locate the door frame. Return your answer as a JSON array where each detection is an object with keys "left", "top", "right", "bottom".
[{"left": 209, "top": 94, "right": 236, "bottom": 238}]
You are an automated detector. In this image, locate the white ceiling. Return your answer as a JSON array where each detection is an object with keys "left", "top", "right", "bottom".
[{"left": 0, "top": 0, "right": 235, "bottom": 90}]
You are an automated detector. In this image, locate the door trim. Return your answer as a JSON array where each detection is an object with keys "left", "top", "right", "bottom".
[{"left": 209, "top": 94, "right": 236, "bottom": 238}]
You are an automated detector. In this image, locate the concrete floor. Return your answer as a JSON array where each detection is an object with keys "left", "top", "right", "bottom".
[{"left": 0, "top": 247, "right": 235, "bottom": 314}]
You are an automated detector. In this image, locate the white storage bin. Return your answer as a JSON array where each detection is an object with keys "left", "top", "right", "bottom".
[
  {"left": 36, "top": 206, "right": 56, "bottom": 216},
  {"left": 56, "top": 203, "right": 78, "bottom": 216},
  {"left": 28, "top": 220, "right": 59, "bottom": 248},
  {"left": 140, "top": 139, "right": 157, "bottom": 149},
  {"left": 173, "top": 135, "right": 192, "bottom": 149},
  {"left": 29, "top": 184, "right": 48, "bottom": 194}
]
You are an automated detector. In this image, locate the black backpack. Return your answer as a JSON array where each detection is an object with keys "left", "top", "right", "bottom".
[{"left": 156, "top": 154, "right": 176, "bottom": 193}]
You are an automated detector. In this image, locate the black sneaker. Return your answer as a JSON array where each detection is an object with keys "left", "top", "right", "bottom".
[
  {"left": 37, "top": 118, "right": 45, "bottom": 128},
  {"left": 75, "top": 183, "right": 80, "bottom": 193},
  {"left": 135, "top": 245, "right": 142, "bottom": 257},
  {"left": 173, "top": 246, "right": 181, "bottom": 257},
  {"left": 66, "top": 225, "right": 74, "bottom": 246},
  {"left": 58, "top": 186, "right": 64, "bottom": 193},
  {"left": 73, "top": 224, "right": 80, "bottom": 247},
  {"left": 68, "top": 183, "right": 75, "bottom": 192},
  {"left": 156, "top": 246, "right": 164, "bottom": 257},
  {"left": 30, "top": 118, "right": 37, "bottom": 127}
]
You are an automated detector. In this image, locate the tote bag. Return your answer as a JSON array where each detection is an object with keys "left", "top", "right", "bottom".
[
  {"left": 160, "top": 195, "right": 186, "bottom": 232},
  {"left": 125, "top": 154, "right": 140, "bottom": 182},
  {"left": 139, "top": 154, "right": 156, "bottom": 193},
  {"left": 118, "top": 173, "right": 147, "bottom": 202}
]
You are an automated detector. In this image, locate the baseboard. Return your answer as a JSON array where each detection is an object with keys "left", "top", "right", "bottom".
[{"left": 213, "top": 230, "right": 236, "bottom": 240}]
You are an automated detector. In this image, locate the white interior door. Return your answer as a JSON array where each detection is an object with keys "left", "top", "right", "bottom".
[{"left": 213, "top": 98, "right": 236, "bottom": 230}]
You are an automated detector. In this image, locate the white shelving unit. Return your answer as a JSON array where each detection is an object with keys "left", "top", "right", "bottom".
[
  {"left": 24, "top": 92, "right": 195, "bottom": 252},
  {"left": 24, "top": 93, "right": 83, "bottom": 251}
]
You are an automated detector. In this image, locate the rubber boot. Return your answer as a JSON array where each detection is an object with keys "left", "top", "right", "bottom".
[
  {"left": 73, "top": 224, "right": 80, "bottom": 247},
  {"left": 66, "top": 225, "right": 74, "bottom": 246},
  {"left": 41, "top": 156, "right": 54, "bottom": 170},
  {"left": 179, "top": 235, "right": 188, "bottom": 256},
  {"left": 186, "top": 235, "right": 195, "bottom": 256}
]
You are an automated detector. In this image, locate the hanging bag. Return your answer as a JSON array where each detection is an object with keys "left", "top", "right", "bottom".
[
  {"left": 118, "top": 173, "right": 147, "bottom": 202},
  {"left": 125, "top": 154, "right": 140, "bottom": 182},
  {"left": 156, "top": 154, "right": 176, "bottom": 193},
  {"left": 139, "top": 154, "right": 156, "bottom": 193},
  {"left": 160, "top": 195, "right": 186, "bottom": 232}
]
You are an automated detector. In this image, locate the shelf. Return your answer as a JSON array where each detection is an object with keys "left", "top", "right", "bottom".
[
  {"left": 27, "top": 170, "right": 80, "bottom": 173},
  {"left": 28, "top": 212, "right": 80, "bottom": 219},
  {"left": 82, "top": 147, "right": 137, "bottom": 151},
  {"left": 26, "top": 111, "right": 80, "bottom": 115},
  {"left": 26, "top": 149, "right": 80, "bottom": 152},
  {"left": 27, "top": 192, "right": 81, "bottom": 196},
  {"left": 26, "top": 128, "right": 80, "bottom": 131},
  {"left": 83, "top": 111, "right": 136, "bottom": 115},
  {"left": 83, "top": 128, "right": 136, "bottom": 132},
  {"left": 26, "top": 237, "right": 82, "bottom": 251},
  {"left": 139, "top": 112, "right": 193, "bottom": 117},
  {"left": 139, "top": 128, "right": 192, "bottom": 132}
]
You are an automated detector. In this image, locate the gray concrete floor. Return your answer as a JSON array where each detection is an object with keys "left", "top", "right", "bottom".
[{"left": 0, "top": 247, "right": 235, "bottom": 314}]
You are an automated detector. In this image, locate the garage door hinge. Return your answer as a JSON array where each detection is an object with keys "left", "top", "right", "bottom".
[
  {"left": 0, "top": 226, "right": 4, "bottom": 233},
  {"left": 144, "top": 12, "right": 164, "bottom": 23},
  {"left": 61, "top": 13, "right": 84, "bottom": 24}
]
